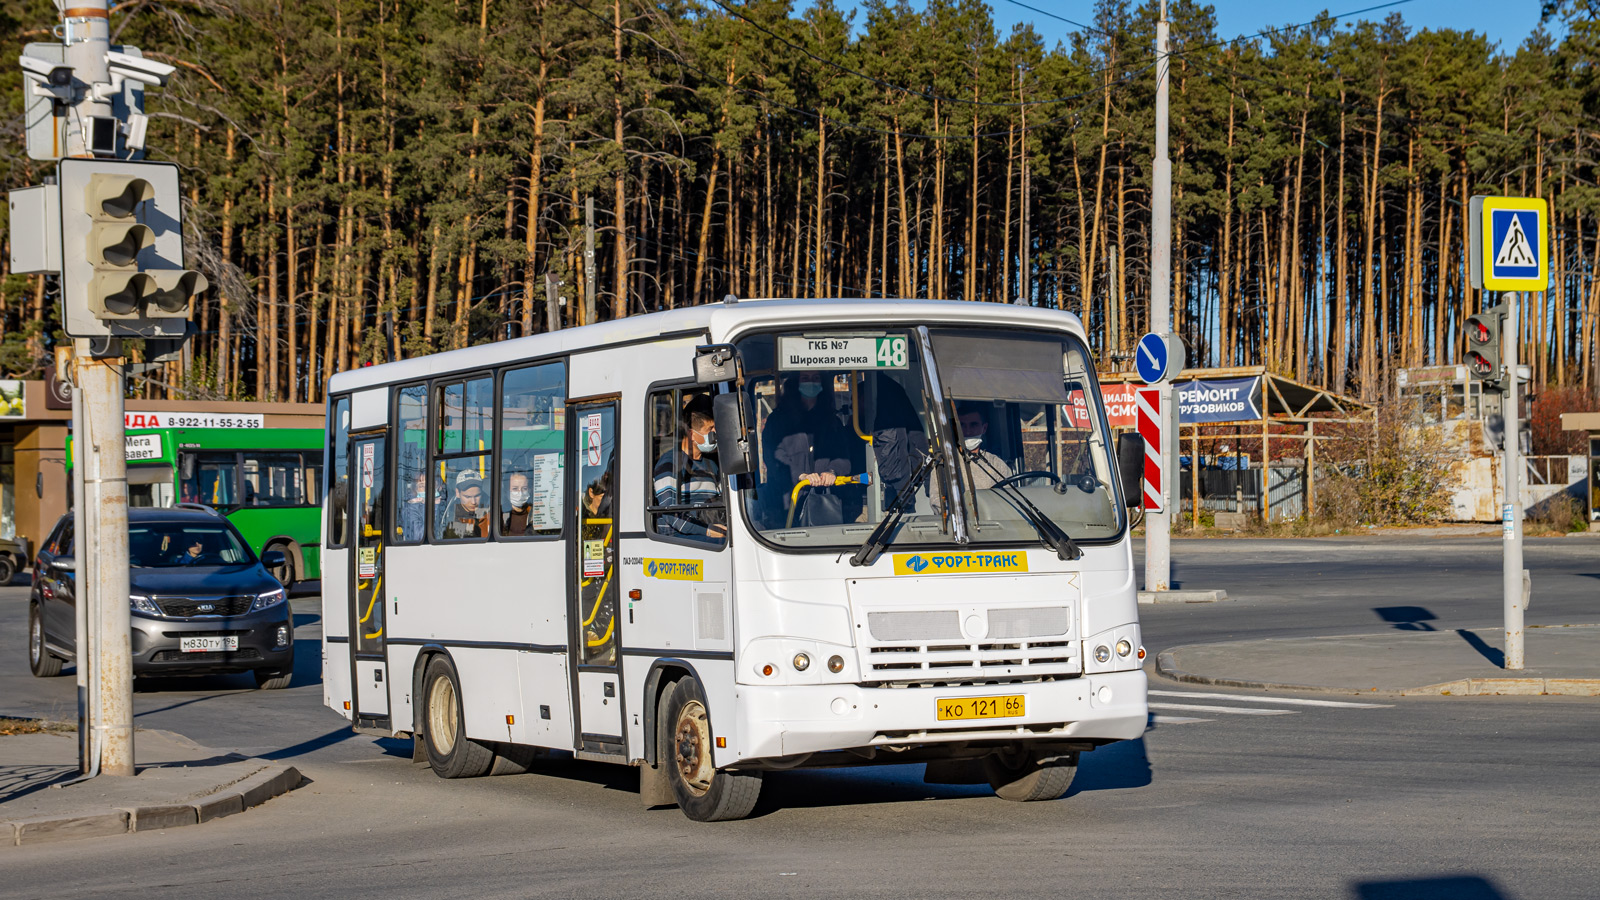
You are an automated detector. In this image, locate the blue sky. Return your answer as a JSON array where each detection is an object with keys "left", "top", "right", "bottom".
[{"left": 832, "top": 1, "right": 1557, "bottom": 53}]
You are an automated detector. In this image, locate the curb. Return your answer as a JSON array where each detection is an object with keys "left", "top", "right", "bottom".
[
  {"left": 1156, "top": 647, "right": 1600, "bottom": 697},
  {"left": 4, "top": 763, "right": 301, "bottom": 848},
  {"left": 1139, "top": 589, "right": 1229, "bottom": 604}
]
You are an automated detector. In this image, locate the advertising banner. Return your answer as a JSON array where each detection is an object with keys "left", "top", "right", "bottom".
[{"left": 1176, "top": 377, "right": 1261, "bottom": 424}]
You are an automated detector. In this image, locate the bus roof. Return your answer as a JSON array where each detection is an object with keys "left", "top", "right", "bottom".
[{"left": 328, "top": 298, "right": 1089, "bottom": 394}]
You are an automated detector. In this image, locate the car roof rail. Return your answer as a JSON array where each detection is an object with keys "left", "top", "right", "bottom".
[{"left": 176, "top": 502, "right": 221, "bottom": 516}]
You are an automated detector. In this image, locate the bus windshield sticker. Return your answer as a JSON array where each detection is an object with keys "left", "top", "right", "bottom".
[
  {"left": 582, "top": 540, "right": 606, "bottom": 578},
  {"left": 643, "top": 558, "right": 703, "bottom": 581},
  {"left": 891, "top": 552, "right": 1029, "bottom": 576},
  {"left": 779, "top": 335, "right": 908, "bottom": 371},
  {"left": 125, "top": 434, "right": 163, "bottom": 461}
]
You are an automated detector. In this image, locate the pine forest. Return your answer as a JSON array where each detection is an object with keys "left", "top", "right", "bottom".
[{"left": 2, "top": 0, "right": 1599, "bottom": 407}]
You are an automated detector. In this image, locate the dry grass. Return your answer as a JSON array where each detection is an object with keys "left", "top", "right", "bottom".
[{"left": 0, "top": 717, "right": 74, "bottom": 736}]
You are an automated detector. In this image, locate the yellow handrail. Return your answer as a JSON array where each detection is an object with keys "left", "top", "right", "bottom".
[
  {"left": 586, "top": 616, "right": 614, "bottom": 648},
  {"left": 786, "top": 475, "right": 868, "bottom": 528},
  {"left": 850, "top": 376, "right": 874, "bottom": 445}
]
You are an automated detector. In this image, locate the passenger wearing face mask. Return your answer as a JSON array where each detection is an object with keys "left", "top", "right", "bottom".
[
  {"left": 502, "top": 471, "right": 537, "bottom": 535},
  {"left": 759, "top": 372, "right": 864, "bottom": 527},
  {"left": 956, "top": 403, "right": 1013, "bottom": 490},
  {"left": 651, "top": 392, "right": 727, "bottom": 541}
]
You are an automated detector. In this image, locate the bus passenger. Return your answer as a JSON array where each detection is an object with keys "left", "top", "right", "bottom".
[
  {"left": 760, "top": 373, "right": 863, "bottom": 526},
  {"left": 439, "top": 470, "right": 488, "bottom": 540},
  {"left": 400, "top": 472, "right": 428, "bottom": 541},
  {"left": 652, "top": 393, "right": 726, "bottom": 540},
  {"left": 502, "top": 472, "right": 535, "bottom": 535},
  {"left": 957, "top": 402, "right": 1013, "bottom": 489}
]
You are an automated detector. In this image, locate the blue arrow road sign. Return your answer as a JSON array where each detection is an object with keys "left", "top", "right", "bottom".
[{"left": 1136, "top": 332, "right": 1168, "bottom": 384}]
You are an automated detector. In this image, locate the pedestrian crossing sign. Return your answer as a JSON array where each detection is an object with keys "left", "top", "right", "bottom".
[{"left": 1469, "top": 196, "right": 1549, "bottom": 291}]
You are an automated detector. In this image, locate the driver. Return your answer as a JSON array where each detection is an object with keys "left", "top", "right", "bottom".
[
  {"left": 956, "top": 402, "right": 1013, "bottom": 490},
  {"left": 172, "top": 534, "right": 208, "bottom": 565}
]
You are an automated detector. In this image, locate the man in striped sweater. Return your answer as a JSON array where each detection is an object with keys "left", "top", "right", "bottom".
[{"left": 651, "top": 392, "right": 727, "bottom": 541}]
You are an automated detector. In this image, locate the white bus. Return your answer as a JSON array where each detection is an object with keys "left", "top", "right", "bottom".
[{"left": 322, "top": 298, "right": 1148, "bottom": 821}]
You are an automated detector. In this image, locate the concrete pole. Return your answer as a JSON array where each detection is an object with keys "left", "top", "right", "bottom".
[
  {"left": 1503, "top": 292, "right": 1524, "bottom": 670},
  {"left": 71, "top": 367, "right": 91, "bottom": 773},
  {"left": 76, "top": 348, "right": 134, "bottom": 775},
  {"left": 1145, "top": 0, "right": 1173, "bottom": 591}
]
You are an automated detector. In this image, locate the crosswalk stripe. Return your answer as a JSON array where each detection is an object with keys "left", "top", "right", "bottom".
[
  {"left": 1149, "top": 690, "right": 1391, "bottom": 709},
  {"left": 1150, "top": 714, "right": 1213, "bottom": 724},
  {"left": 1148, "top": 702, "right": 1295, "bottom": 716}
]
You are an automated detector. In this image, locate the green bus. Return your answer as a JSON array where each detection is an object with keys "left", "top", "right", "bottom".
[{"left": 66, "top": 427, "right": 324, "bottom": 588}]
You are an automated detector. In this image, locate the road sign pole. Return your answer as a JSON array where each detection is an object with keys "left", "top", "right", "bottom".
[
  {"left": 1502, "top": 292, "right": 1524, "bottom": 670},
  {"left": 1145, "top": 0, "right": 1172, "bottom": 591}
]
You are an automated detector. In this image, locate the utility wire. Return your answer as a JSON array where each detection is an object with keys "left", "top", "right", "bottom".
[
  {"left": 701, "top": 0, "right": 1104, "bottom": 108},
  {"left": 567, "top": 0, "right": 1149, "bottom": 142}
]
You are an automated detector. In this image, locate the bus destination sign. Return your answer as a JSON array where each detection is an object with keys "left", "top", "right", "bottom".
[{"left": 779, "top": 335, "right": 908, "bottom": 370}]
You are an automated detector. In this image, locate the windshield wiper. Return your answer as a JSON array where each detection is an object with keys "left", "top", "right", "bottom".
[
  {"left": 849, "top": 451, "right": 938, "bottom": 568},
  {"left": 964, "top": 449, "right": 1082, "bottom": 561}
]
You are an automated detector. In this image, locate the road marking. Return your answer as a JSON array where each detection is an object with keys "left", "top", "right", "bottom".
[
  {"left": 1147, "top": 702, "right": 1295, "bottom": 716},
  {"left": 1149, "top": 690, "right": 1391, "bottom": 709},
  {"left": 1149, "top": 714, "right": 1213, "bottom": 725}
]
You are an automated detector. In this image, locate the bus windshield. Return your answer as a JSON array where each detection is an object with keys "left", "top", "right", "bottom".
[{"left": 733, "top": 326, "right": 1121, "bottom": 552}]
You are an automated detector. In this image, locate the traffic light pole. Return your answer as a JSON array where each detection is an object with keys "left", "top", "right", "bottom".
[
  {"left": 1145, "top": 0, "right": 1173, "bottom": 591},
  {"left": 1502, "top": 293, "right": 1524, "bottom": 670}
]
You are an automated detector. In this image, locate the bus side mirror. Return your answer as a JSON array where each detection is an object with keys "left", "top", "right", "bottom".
[
  {"left": 694, "top": 344, "right": 739, "bottom": 385},
  {"left": 180, "top": 454, "right": 197, "bottom": 481},
  {"left": 1116, "top": 432, "right": 1144, "bottom": 508},
  {"left": 712, "top": 391, "right": 753, "bottom": 477}
]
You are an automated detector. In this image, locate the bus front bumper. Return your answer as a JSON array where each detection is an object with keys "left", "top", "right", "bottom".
[{"left": 730, "top": 669, "right": 1147, "bottom": 763}]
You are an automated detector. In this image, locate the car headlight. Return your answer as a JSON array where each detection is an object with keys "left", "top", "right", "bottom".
[
  {"left": 129, "top": 594, "right": 161, "bottom": 616},
  {"left": 251, "top": 588, "right": 287, "bottom": 612}
]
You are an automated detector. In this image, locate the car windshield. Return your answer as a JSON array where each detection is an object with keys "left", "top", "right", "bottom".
[
  {"left": 128, "top": 523, "right": 254, "bottom": 568},
  {"left": 734, "top": 329, "right": 956, "bottom": 550},
  {"left": 929, "top": 328, "right": 1123, "bottom": 546},
  {"left": 733, "top": 326, "right": 1123, "bottom": 552}
]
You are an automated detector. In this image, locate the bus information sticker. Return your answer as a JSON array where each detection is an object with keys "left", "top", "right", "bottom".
[
  {"left": 891, "top": 552, "right": 1029, "bottom": 576},
  {"left": 643, "top": 558, "right": 703, "bottom": 581},
  {"left": 125, "top": 433, "right": 164, "bottom": 461},
  {"left": 528, "top": 452, "right": 564, "bottom": 530},
  {"left": 582, "top": 540, "right": 606, "bottom": 578},
  {"left": 779, "top": 335, "right": 908, "bottom": 370},
  {"left": 582, "top": 414, "right": 603, "bottom": 466},
  {"left": 358, "top": 547, "right": 377, "bottom": 578},
  {"left": 361, "top": 443, "right": 375, "bottom": 488}
]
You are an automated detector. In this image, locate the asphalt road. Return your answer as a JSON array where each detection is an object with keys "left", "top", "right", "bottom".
[{"left": 2, "top": 536, "right": 1597, "bottom": 899}]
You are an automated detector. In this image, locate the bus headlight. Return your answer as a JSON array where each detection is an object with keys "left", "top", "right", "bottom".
[
  {"left": 1116, "top": 639, "right": 1132, "bottom": 658},
  {"left": 827, "top": 655, "right": 845, "bottom": 674},
  {"left": 792, "top": 652, "right": 811, "bottom": 672},
  {"left": 251, "top": 588, "right": 287, "bottom": 612},
  {"left": 1094, "top": 644, "right": 1111, "bottom": 664}
]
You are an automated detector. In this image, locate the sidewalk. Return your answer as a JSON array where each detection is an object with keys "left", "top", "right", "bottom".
[
  {"left": 1156, "top": 623, "right": 1600, "bottom": 696},
  {"left": 1, "top": 726, "right": 301, "bottom": 847}
]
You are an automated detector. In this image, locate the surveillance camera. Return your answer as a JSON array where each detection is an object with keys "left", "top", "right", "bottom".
[
  {"left": 105, "top": 50, "right": 175, "bottom": 86},
  {"left": 19, "top": 55, "right": 72, "bottom": 88}
]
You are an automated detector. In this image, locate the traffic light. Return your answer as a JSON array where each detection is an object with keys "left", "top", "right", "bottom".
[
  {"left": 57, "top": 158, "right": 205, "bottom": 338},
  {"left": 1464, "top": 305, "right": 1505, "bottom": 385}
]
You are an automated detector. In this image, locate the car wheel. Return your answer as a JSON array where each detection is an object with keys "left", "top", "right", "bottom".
[
  {"left": 268, "top": 543, "right": 296, "bottom": 591},
  {"left": 661, "top": 675, "right": 762, "bottom": 821},
  {"left": 0, "top": 555, "right": 15, "bottom": 586},
  {"left": 984, "top": 748, "right": 1078, "bottom": 802},
  {"left": 28, "top": 603, "right": 63, "bottom": 678},
  {"left": 421, "top": 655, "right": 494, "bottom": 778},
  {"left": 253, "top": 666, "right": 293, "bottom": 690}
]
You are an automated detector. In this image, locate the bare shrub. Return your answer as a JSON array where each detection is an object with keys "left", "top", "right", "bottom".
[
  {"left": 1314, "top": 398, "right": 1462, "bottom": 527},
  {"left": 1529, "top": 492, "right": 1587, "bottom": 534}
]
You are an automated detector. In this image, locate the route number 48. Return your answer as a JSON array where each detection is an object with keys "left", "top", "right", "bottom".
[{"left": 876, "top": 336, "right": 908, "bottom": 368}]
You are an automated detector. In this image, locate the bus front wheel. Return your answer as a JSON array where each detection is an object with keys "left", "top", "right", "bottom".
[
  {"left": 660, "top": 676, "right": 761, "bottom": 822},
  {"left": 422, "top": 656, "right": 494, "bottom": 779},
  {"left": 984, "top": 749, "right": 1078, "bottom": 802}
]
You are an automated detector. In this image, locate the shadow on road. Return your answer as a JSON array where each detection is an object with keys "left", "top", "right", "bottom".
[
  {"left": 1068, "top": 736, "right": 1152, "bottom": 795},
  {"left": 0, "top": 763, "right": 74, "bottom": 804},
  {"left": 1351, "top": 875, "right": 1511, "bottom": 900},
  {"left": 1373, "top": 606, "right": 1437, "bottom": 631},
  {"left": 1455, "top": 629, "right": 1505, "bottom": 667}
]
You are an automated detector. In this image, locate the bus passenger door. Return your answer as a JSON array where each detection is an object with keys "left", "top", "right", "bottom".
[
  {"left": 568, "top": 400, "right": 623, "bottom": 753},
  {"left": 349, "top": 435, "right": 390, "bottom": 726}
]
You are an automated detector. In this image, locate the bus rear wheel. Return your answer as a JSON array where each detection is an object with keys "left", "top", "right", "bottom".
[
  {"left": 985, "top": 748, "right": 1078, "bottom": 802},
  {"left": 660, "top": 676, "right": 761, "bottom": 822},
  {"left": 267, "top": 543, "right": 296, "bottom": 591},
  {"left": 422, "top": 656, "right": 494, "bottom": 779}
]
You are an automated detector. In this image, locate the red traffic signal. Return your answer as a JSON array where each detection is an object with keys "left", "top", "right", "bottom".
[{"left": 1463, "top": 307, "right": 1504, "bottom": 383}]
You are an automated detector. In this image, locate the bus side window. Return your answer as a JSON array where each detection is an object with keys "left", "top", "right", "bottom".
[
  {"left": 433, "top": 375, "right": 493, "bottom": 542},
  {"left": 646, "top": 387, "right": 727, "bottom": 546},
  {"left": 394, "top": 383, "right": 428, "bottom": 543},
  {"left": 328, "top": 397, "right": 351, "bottom": 547},
  {"left": 497, "top": 362, "right": 565, "bottom": 539}
]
